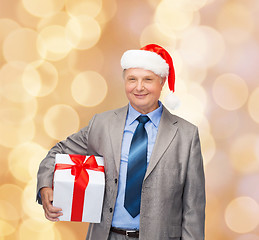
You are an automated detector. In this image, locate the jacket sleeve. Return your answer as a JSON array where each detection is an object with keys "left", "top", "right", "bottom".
[
  {"left": 181, "top": 127, "right": 206, "bottom": 240},
  {"left": 36, "top": 115, "right": 96, "bottom": 204}
]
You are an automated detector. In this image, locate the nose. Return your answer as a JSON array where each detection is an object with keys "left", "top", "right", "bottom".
[{"left": 136, "top": 80, "right": 144, "bottom": 91}]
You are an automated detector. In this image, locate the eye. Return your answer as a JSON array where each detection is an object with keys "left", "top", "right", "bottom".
[{"left": 128, "top": 77, "right": 136, "bottom": 81}]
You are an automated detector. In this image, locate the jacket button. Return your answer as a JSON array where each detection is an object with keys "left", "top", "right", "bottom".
[
  {"left": 115, "top": 178, "right": 118, "bottom": 184},
  {"left": 109, "top": 208, "right": 113, "bottom": 213}
]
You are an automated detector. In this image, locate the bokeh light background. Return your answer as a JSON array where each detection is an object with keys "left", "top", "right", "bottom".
[{"left": 0, "top": 0, "right": 259, "bottom": 239}]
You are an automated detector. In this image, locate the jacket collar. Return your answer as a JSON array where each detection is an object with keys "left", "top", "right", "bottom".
[{"left": 108, "top": 105, "right": 178, "bottom": 177}]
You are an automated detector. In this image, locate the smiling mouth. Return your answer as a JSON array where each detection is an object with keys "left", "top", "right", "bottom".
[
  {"left": 134, "top": 94, "right": 148, "bottom": 98},
  {"left": 134, "top": 93, "right": 148, "bottom": 97}
]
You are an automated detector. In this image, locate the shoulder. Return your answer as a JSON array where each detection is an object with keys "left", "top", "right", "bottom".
[
  {"left": 162, "top": 105, "right": 197, "bottom": 129},
  {"left": 173, "top": 114, "right": 197, "bottom": 130},
  {"left": 94, "top": 105, "right": 128, "bottom": 119},
  {"left": 162, "top": 105, "right": 198, "bottom": 139},
  {"left": 89, "top": 105, "right": 128, "bottom": 126}
]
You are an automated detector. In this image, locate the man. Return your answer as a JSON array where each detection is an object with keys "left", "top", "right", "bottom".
[{"left": 37, "top": 44, "right": 205, "bottom": 240}]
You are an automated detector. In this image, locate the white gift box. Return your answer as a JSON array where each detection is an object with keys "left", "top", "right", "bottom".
[{"left": 53, "top": 154, "right": 105, "bottom": 223}]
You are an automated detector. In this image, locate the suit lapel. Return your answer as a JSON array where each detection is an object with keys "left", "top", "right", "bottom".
[
  {"left": 109, "top": 106, "right": 128, "bottom": 174},
  {"left": 144, "top": 106, "right": 178, "bottom": 180}
]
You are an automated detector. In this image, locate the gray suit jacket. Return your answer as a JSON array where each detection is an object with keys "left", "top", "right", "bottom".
[{"left": 37, "top": 105, "right": 205, "bottom": 240}]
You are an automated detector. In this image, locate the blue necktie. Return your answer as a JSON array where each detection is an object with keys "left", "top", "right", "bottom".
[{"left": 124, "top": 115, "right": 149, "bottom": 218}]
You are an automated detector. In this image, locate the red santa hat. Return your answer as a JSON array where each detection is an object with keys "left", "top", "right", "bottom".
[{"left": 121, "top": 44, "right": 180, "bottom": 109}]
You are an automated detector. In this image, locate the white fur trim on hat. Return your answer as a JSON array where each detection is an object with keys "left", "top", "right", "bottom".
[{"left": 121, "top": 50, "right": 169, "bottom": 77}]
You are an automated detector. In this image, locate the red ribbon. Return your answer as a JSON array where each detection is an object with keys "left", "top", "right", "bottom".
[{"left": 54, "top": 155, "right": 104, "bottom": 221}]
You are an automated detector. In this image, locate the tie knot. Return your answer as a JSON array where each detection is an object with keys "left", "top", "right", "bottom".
[{"left": 137, "top": 115, "right": 149, "bottom": 124}]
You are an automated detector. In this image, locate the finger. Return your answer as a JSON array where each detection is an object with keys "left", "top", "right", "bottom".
[
  {"left": 51, "top": 206, "right": 62, "bottom": 212},
  {"left": 45, "top": 212, "right": 60, "bottom": 222},
  {"left": 47, "top": 204, "right": 62, "bottom": 213},
  {"left": 46, "top": 192, "right": 62, "bottom": 212},
  {"left": 42, "top": 200, "right": 63, "bottom": 220},
  {"left": 45, "top": 210, "right": 63, "bottom": 219},
  {"left": 43, "top": 205, "right": 63, "bottom": 218},
  {"left": 43, "top": 198, "right": 62, "bottom": 212},
  {"left": 42, "top": 201, "right": 63, "bottom": 215},
  {"left": 41, "top": 188, "right": 63, "bottom": 221},
  {"left": 48, "top": 190, "right": 53, "bottom": 202},
  {"left": 42, "top": 192, "right": 62, "bottom": 212}
]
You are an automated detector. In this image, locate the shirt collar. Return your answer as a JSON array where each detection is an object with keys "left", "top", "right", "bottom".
[{"left": 127, "top": 101, "right": 163, "bottom": 128}]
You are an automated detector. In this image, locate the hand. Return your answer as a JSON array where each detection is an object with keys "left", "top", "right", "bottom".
[{"left": 40, "top": 187, "right": 63, "bottom": 222}]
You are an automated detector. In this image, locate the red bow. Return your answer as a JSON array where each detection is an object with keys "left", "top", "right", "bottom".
[{"left": 54, "top": 155, "right": 104, "bottom": 221}]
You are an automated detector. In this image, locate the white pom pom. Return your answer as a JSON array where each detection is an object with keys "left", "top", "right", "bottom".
[{"left": 164, "top": 91, "right": 181, "bottom": 110}]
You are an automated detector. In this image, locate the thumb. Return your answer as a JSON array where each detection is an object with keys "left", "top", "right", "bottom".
[{"left": 48, "top": 189, "right": 53, "bottom": 202}]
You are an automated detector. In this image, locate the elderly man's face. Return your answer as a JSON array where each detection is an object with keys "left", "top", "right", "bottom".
[{"left": 124, "top": 68, "right": 166, "bottom": 114}]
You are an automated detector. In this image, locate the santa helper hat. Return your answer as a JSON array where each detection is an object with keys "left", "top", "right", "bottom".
[{"left": 120, "top": 44, "right": 180, "bottom": 110}]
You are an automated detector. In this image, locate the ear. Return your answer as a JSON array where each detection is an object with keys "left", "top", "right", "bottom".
[
  {"left": 122, "top": 69, "right": 127, "bottom": 79},
  {"left": 161, "top": 77, "right": 166, "bottom": 87}
]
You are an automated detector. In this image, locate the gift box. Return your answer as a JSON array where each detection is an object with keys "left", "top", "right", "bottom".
[{"left": 53, "top": 154, "right": 105, "bottom": 223}]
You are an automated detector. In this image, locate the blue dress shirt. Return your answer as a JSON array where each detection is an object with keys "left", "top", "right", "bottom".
[{"left": 111, "top": 101, "right": 163, "bottom": 230}]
